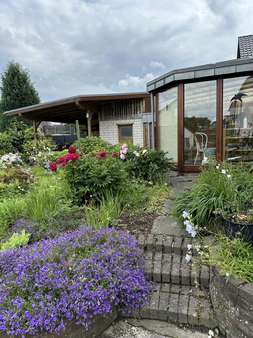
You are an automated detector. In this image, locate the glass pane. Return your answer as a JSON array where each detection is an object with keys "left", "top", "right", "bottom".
[
  {"left": 223, "top": 76, "right": 253, "bottom": 163},
  {"left": 158, "top": 87, "right": 178, "bottom": 161},
  {"left": 184, "top": 81, "right": 216, "bottom": 165},
  {"left": 118, "top": 125, "right": 133, "bottom": 144}
]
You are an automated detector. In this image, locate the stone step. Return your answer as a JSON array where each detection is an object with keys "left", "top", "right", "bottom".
[
  {"left": 123, "top": 283, "right": 217, "bottom": 331},
  {"left": 138, "top": 234, "right": 197, "bottom": 255},
  {"left": 144, "top": 252, "right": 210, "bottom": 289}
]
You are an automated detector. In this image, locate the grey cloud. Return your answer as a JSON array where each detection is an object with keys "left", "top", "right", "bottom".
[{"left": 0, "top": 0, "right": 253, "bottom": 101}]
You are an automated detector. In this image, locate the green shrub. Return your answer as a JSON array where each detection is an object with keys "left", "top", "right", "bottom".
[
  {"left": 0, "top": 132, "right": 13, "bottom": 155},
  {"left": 65, "top": 155, "right": 128, "bottom": 204},
  {"left": 175, "top": 163, "right": 253, "bottom": 227},
  {"left": 0, "top": 230, "right": 30, "bottom": 252},
  {"left": 126, "top": 148, "right": 172, "bottom": 183},
  {"left": 74, "top": 137, "right": 110, "bottom": 155}
]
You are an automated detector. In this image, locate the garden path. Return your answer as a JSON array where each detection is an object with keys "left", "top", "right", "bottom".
[{"left": 120, "top": 173, "right": 218, "bottom": 337}]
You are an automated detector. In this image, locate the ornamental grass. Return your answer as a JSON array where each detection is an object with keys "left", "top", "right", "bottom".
[{"left": 0, "top": 227, "right": 150, "bottom": 337}]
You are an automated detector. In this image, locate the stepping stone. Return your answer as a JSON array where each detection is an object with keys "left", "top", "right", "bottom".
[{"left": 152, "top": 216, "right": 186, "bottom": 236}]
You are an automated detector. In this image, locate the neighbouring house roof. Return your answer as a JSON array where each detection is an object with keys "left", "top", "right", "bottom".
[
  {"left": 4, "top": 92, "right": 150, "bottom": 124},
  {"left": 147, "top": 57, "right": 253, "bottom": 93},
  {"left": 237, "top": 35, "right": 253, "bottom": 59}
]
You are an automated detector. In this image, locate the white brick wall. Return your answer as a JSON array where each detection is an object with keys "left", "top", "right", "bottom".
[{"left": 99, "top": 118, "right": 144, "bottom": 147}]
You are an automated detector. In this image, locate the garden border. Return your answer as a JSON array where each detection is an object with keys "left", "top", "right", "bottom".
[{"left": 210, "top": 266, "right": 253, "bottom": 338}]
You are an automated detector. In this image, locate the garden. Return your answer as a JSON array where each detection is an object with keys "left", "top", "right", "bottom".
[{"left": 0, "top": 130, "right": 172, "bottom": 337}]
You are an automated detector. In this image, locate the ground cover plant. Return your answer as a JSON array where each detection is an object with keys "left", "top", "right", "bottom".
[{"left": 0, "top": 227, "right": 150, "bottom": 336}]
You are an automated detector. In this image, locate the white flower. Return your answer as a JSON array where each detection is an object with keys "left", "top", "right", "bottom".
[
  {"left": 133, "top": 151, "right": 140, "bottom": 157},
  {"left": 187, "top": 244, "right": 192, "bottom": 251},
  {"left": 208, "top": 329, "right": 214, "bottom": 338},
  {"left": 185, "top": 254, "right": 192, "bottom": 263},
  {"left": 215, "top": 165, "right": 220, "bottom": 169},
  {"left": 225, "top": 272, "right": 229, "bottom": 278},
  {"left": 142, "top": 149, "right": 148, "bottom": 155},
  {"left": 221, "top": 169, "right": 226, "bottom": 174},
  {"left": 182, "top": 210, "right": 190, "bottom": 219},
  {"left": 227, "top": 174, "right": 232, "bottom": 179}
]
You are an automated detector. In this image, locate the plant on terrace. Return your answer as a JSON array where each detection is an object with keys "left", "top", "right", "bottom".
[{"left": 0, "top": 227, "right": 150, "bottom": 336}]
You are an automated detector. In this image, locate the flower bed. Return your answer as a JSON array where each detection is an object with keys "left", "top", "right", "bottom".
[{"left": 0, "top": 228, "right": 150, "bottom": 337}]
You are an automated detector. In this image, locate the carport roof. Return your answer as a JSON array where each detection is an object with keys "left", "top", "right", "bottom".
[{"left": 4, "top": 92, "right": 149, "bottom": 124}]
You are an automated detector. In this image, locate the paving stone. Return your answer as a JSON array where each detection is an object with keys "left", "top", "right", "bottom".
[
  {"left": 158, "top": 292, "right": 169, "bottom": 321},
  {"left": 152, "top": 215, "right": 185, "bottom": 236},
  {"left": 180, "top": 260, "right": 191, "bottom": 286},
  {"left": 153, "top": 258, "right": 162, "bottom": 283},
  {"left": 182, "top": 237, "right": 192, "bottom": 255},
  {"left": 146, "top": 234, "right": 154, "bottom": 251},
  {"left": 163, "top": 236, "right": 173, "bottom": 253},
  {"left": 160, "top": 283, "right": 171, "bottom": 293},
  {"left": 200, "top": 265, "right": 210, "bottom": 289},
  {"left": 173, "top": 236, "right": 183, "bottom": 255},
  {"left": 198, "top": 298, "right": 216, "bottom": 328},
  {"left": 154, "top": 234, "right": 163, "bottom": 252},
  {"left": 178, "top": 294, "right": 189, "bottom": 324},
  {"left": 161, "top": 254, "right": 172, "bottom": 283},
  {"left": 170, "top": 284, "right": 181, "bottom": 295},
  {"left": 167, "top": 292, "right": 179, "bottom": 323},
  {"left": 188, "top": 295, "right": 199, "bottom": 326},
  {"left": 171, "top": 255, "right": 181, "bottom": 284},
  {"left": 149, "top": 287, "right": 160, "bottom": 320},
  {"left": 144, "top": 259, "right": 153, "bottom": 280},
  {"left": 191, "top": 263, "right": 200, "bottom": 287}
]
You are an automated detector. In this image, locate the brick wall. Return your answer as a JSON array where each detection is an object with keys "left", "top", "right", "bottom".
[{"left": 99, "top": 118, "right": 144, "bottom": 146}]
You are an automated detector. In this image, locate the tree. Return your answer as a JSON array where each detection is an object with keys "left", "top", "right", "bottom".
[{"left": 0, "top": 62, "right": 40, "bottom": 130}]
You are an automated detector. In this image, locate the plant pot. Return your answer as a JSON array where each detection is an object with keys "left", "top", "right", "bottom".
[{"left": 223, "top": 217, "right": 253, "bottom": 245}]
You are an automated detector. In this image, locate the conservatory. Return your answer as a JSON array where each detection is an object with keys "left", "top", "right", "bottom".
[{"left": 147, "top": 37, "right": 253, "bottom": 172}]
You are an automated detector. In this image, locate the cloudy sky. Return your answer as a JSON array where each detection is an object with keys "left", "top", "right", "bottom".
[{"left": 0, "top": 0, "right": 253, "bottom": 101}]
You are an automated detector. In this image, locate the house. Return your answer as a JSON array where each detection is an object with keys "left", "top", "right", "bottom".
[
  {"left": 147, "top": 35, "right": 253, "bottom": 171},
  {"left": 4, "top": 93, "right": 152, "bottom": 148}
]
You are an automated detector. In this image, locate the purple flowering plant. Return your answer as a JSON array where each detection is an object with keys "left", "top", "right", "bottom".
[{"left": 0, "top": 227, "right": 150, "bottom": 337}]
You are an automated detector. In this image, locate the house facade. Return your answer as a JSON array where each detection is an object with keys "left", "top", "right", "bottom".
[{"left": 147, "top": 35, "right": 253, "bottom": 171}]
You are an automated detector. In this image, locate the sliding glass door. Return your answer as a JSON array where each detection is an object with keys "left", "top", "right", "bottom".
[{"left": 184, "top": 81, "right": 216, "bottom": 166}]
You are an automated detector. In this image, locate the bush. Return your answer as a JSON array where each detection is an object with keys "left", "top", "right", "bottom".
[
  {"left": 0, "top": 132, "right": 13, "bottom": 155},
  {"left": 126, "top": 148, "right": 172, "bottom": 183},
  {"left": 65, "top": 155, "right": 128, "bottom": 204},
  {"left": 175, "top": 163, "right": 253, "bottom": 227},
  {"left": 0, "top": 227, "right": 150, "bottom": 336},
  {"left": 74, "top": 137, "right": 110, "bottom": 155},
  {"left": 0, "top": 230, "right": 30, "bottom": 252}
]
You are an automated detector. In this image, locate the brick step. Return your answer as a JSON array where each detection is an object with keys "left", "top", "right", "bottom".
[
  {"left": 144, "top": 251, "right": 210, "bottom": 288},
  {"left": 123, "top": 283, "right": 217, "bottom": 330},
  {"left": 138, "top": 234, "right": 198, "bottom": 255}
]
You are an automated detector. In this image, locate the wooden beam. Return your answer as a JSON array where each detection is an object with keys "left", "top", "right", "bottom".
[
  {"left": 178, "top": 83, "right": 184, "bottom": 172},
  {"left": 75, "top": 120, "right": 80, "bottom": 140}
]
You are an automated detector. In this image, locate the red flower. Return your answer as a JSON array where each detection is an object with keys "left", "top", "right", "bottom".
[
  {"left": 65, "top": 152, "right": 79, "bottom": 162},
  {"left": 49, "top": 162, "right": 57, "bottom": 172},
  {"left": 96, "top": 150, "right": 108, "bottom": 159},
  {"left": 111, "top": 152, "right": 118, "bottom": 158},
  {"left": 56, "top": 156, "right": 66, "bottom": 165},
  {"left": 65, "top": 153, "right": 73, "bottom": 162},
  {"left": 71, "top": 153, "right": 79, "bottom": 161},
  {"left": 68, "top": 145, "right": 76, "bottom": 154}
]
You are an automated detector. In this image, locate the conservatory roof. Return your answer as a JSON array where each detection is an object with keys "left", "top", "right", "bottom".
[
  {"left": 4, "top": 92, "right": 149, "bottom": 124},
  {"left": 147, "top": 57, "right": 253, "bottom": 93}
]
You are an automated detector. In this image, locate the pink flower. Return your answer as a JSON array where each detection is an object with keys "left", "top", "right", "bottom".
[
  {"left": 120, "top": 153, "right": 126, "bottom": 160},
  {"left": 49, "top": 162, "right": 57, "bottom": 172}
]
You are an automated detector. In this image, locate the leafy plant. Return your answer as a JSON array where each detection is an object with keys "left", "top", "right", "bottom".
[
  {"left": 65, "top": 155, "right": 128, "bottom": 204},
  {"left": 0, "top": 132, "right": 13, "bottom": 155},
  {"left": 175, "top": 163, "right": 253, "bottom": 227},
  {"left": 0, "top": 230, "right": 30, "bottom": 252},
  {"left": 204, "top": 234, "right": 253, "bottom": 283},
  {"left": 126, "top": 148, "right": 172, "bottom": 183},
  {"left": 74, "top": 137, "right": 110, "bottom": 155}
]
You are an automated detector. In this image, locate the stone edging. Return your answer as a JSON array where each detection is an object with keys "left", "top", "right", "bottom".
[
  {"left": 0, "top": 310, "right": 117, "bottom": 338},
  {"left": 210, "top": 267, "right": 253, "bottom": 338}
]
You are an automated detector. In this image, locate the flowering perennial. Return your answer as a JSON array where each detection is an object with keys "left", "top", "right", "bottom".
[
  {"left": 50, "top": 146, "right": 79, "bottom": 172},
  {"left": 0, "top": 227, "right": 150, "bottom": 337},
  {"left": 182, "top": 210, "right": 198, "bottom": 238}
]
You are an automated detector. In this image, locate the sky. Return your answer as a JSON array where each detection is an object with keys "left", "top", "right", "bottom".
[{"left": 0, "top": 0, "right": 253, "bottom": 101}]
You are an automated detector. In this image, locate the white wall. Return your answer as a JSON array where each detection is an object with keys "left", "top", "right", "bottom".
[{"left": 99, "top": 118, "right": 144, "bottom": 146}]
